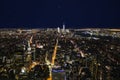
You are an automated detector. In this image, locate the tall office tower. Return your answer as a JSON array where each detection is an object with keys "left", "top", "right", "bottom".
[
  {"left": 32, "top": 44, "right": 36, "bottom": 61},
  {"left": 26, "top": 41, "right": 32, "bottom": 62},
  {"left": 62, "top": 23, "right": 65, "bottom": 33},
  {"left": 57, "top": 27, "right": 60, "bottom": 33},
  {"left": 27, "top": 41, "right": 31, "bottom": 51}
]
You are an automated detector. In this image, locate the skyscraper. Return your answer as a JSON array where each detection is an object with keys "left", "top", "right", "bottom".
[{"left": 62, "top": 23, "right": 65, "bottom": 33}]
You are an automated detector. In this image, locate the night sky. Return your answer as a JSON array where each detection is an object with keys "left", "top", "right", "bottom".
[{"left": 0, "top": 0, "right": 120, "bottom": 28}]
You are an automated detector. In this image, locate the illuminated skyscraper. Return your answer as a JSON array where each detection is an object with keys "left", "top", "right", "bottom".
[
  {"left": 62, "top": 23, "right": 65, "bottom": 33},
  {"left": 57, "top": 27, "right": 60, "bottom": 33},
  {"left": 27, "top": 41, "right": 31, "bottom": 51}
]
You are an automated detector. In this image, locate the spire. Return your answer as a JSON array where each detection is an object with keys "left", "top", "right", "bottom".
[{"left": 62, "top": 22, "right": 65, "bottom": 33}]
